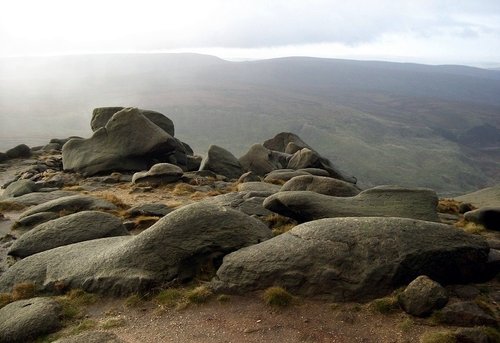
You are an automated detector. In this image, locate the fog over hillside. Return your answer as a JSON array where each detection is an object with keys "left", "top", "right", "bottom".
[{"left": 1, "top": 53, "right": 499, "bottom": 195}]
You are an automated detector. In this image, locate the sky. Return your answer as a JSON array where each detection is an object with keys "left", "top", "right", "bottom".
[{"left": 1, "top": 0, "right": 500, "bottom": 66}]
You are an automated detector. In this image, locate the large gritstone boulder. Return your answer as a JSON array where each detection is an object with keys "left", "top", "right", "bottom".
[
  {"left": 62, "top": 107, "right": 178, "bottom": 176},
  {"left": 0, "top": 203, "right": 272, "bottom": 295},
  {"left": 200, "top": 145, "right": 244, "bottom": 180},
  {"left": 8, "top": 211, "right": 128, "bottom": 258},
  {"left": 211, "top": 217, "right": 490, "bottom": 301},
  {"left": 280, "top": 175, "right": 361, "bottom": 197},
  {"left": 263, "top": 185, "right": 439, "bottom": 222},
  {"left": 91, "top": 107, "right": 175, "bottom": 137}
]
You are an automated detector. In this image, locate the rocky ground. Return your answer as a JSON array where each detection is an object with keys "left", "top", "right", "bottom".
[{"left": 0, "top": 107, "right": 498, "bottom": 342}]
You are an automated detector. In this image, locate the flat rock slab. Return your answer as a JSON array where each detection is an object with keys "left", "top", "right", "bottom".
[
  {"left": 264, "top": 185, "right": 439, "bottom": 222},
  {"left": 9, "top": 211, "right": 128, "bottom": 258},
  {"left": 132, "top": 163, "right": 183, "bottom": 185},
  {"left": 19, "top": 195, "right": 117, "bottom": 219},
  {"left": 237, "top": 182, "right": 282, "bottom": 194},
  {"left": 211, "top": 217, "right": 489, "bottom": 301},
  {"left": 0, "top": 297, "right": 62, "bottom": 343},
  {"left": 0, "top": 203, "right": 272, "bottom": 295},
  {"left": 0, "top": 190, "right": 78, "bottom": 207},
  {"left": 203, "top": 192, "right": 274, "bottom": 217},
  {"left": 281, "top": 175, "right": 361, "bottom": 197}
]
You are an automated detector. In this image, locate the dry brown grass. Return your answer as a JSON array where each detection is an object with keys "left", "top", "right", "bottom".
[
  {"left": 190, "top": 190, "right": 222, "bottom": 201},
  {"left": 63, "top": 185, "right": 84, "bottom": 191},
  {"left": 97, "top": 192, "right": 129, "bottom": 209},
  {"left": 437, "top": 199, "right": 461, "bottom": 214},
  {"left": 262, "top": 286, "right": 293, "bottom": 307},
  {"left": 131, "top": 215, "right": 160, "bottom": 231},
  {"left": 0, "top": 293, "right": 13, "bottom": 309},
  {"left": 12, "top": 282, "right": 36, "bottom": 300},
  {"left": 172, "top": 183, "right": 197, "bottom": 196},
  {"left": 262, "top": 213, "right": 297, "bottom": 235},
  {"left": 454, "top": 219, "right": 486, "bottom": 234},
  {"left": 265, "top": 179, "right": 287, "bottom": 186},
  {"left": 0, "top": 201, "right": 26, "bottom": 211}
]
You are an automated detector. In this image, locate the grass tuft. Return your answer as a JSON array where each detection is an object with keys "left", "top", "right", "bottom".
[
  {"left": 100, "top": 316, "right": 127, "bottom": 329},
  {"left": 190, "top": 190, "right": 222, "bottom": 200},
  {"left": 0, "top": 293, "right": 13, "bottom": 309},
  {"left": 262, "top": 286, "right": 293, "bottom": 307},
  {"left": 369, "top": 296, "right": 400, "bottom": 315},
  {"left": 124, "top": 294, "right": 144, "bottom": 308},
  {"left": 172, "top": 183, "right": 196, "bottom": 196},
  {"left": 217, "top": 294, "right": 230, "bottom": 302},
  {"left": 70, "top": 319, "right": 97, "bottom": 335},
  {"left": 12, "top": 282, "right": 36, "bottom": 300},
  {"left": 98, "top": 193, "right": 129, "bottom": 209},
  {"left": 155, "top": 288, "right": 184, "bottom": 307},
  {"left": 186, "top": 286, "right": 212, "bottom": 304},
  {"left": 262, "top": 213, "right": 297, "bottom": 236}
]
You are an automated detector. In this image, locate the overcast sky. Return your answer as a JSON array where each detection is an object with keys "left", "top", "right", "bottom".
[{"left": 1, "top": 0, "right": 499, "bottom": 66}]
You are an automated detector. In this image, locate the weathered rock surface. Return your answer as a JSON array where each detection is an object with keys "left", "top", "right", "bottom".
[
  {"left": 53, "top": 331, "right": 126, "bottom": 343},
  {"left": 281, "top": 175, "right": 361, "bottom": 197},
  {"left": 238, "top": 171, "right": 261, "bottom": 183},
  {"left": 5, "top": 144, "right": 31, "bottom": 159},
  {"left": 18, "top": 195, "right": 117, "bottom": 219},
  {"left": 203, "top": 192, "right": 274, "bottom": 217},
  {"left": 263, "top": 132, "right": 356, "bottom": 183},
  {"left": 464, "top": 207, "right": 500, "bottom": 231},
  {"left": 398, "top": 275, "right": 448, "bottom": 317},
  {"left": 91, "top": 107, "right": 175, "bottom": 137},
  {"left": 0, "top": 203, "right": 272, "bottom": 295},
  {"left": 200, "top": 145, "right": 243, "bottom": 180},
  {"left": 2, "top": 179, "right": 39, "bottom": 198},
  {"left": 263, "top": 169, "right": 311, "bottom": 183},
  {"left": 9, "top": 211, "right": 128, "bottom": 258},
  {"left": 14, "top": 212, "right": 59, "bottom": 231},
  {"left": 0, "top": 297, "right": 62, "bottom": 343},
  {"left": 126, "top": 203, "right": 172, "bottom": 217},
  {"left": 263, "top": 185, "right": 439, "bottom": 222},
  {"left": 237, "top": 182, "right": 282, "bottom": 194},
  {"left": 0, "top": 191, "right": 78, "bottom": 207},
  {"left": 238, "top": 144, "right": 283, "bottom": 176},
  {"left": 132, "top": 163, "right": 183, "bottom": 185},
  {"left": 438, "top": 301, "right": 497, "bottom": 327},
  {"left": 63, "top": 108, "right": 178, "bottom": 176},
  {"left": 211, "top": 217, "right": 490, "bottom": 301}
]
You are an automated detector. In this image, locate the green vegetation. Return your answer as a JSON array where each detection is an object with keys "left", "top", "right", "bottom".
[
  {"left": 101, "top": 316, "right": 127, "bottom": 329},
  {"left": 124, "top": 294, "right": 144, "bottom": 308},
  {"left": 369, "top": 296, "right": 400, "bottom": 315},
  {"left": 262, "top": 286, "right": 293, "bottom": 307},
  {"left": 186, "top": 286, "right": 212, "bottom": 304},
  {"left": 419, "top": 331, "right": 456, "bottom": 343},
  {"left": 155, "top": 288, "right": 184, "bottom": 308}
]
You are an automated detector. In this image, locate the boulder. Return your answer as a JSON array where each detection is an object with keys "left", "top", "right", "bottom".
[
  {"left": 211, "top": 217, "right": 490, "bottom": 301},
  {"left": 297, "top": 168, "right": 330, "bottom": 177},
  {"left": 200, "top": 145, "right": 244, "bottom": 180},
  {"left": 397, "top": 275, "right": 448, "bottom": 317},
  {"left": 0, "top": 203, "right": 272, "bottom": 295},
  {"left": 9, "top": 211, "right": 128, "bottom": 258},
  {"left": 14, "top": 212, "right": 59, "bottom": 231},
  {"left": 53, "top": 331, "right": 125, "bottom": 343},
  {"left": 132, "top": 163, "right": 183, "bottom": 185},
  {"left": 464, "top": 207, "right": 500, "bottom": 231},
  {"left": 5, "top": 144, "right": 31, "bottom": 159},
  {"left": 63, "top": 107, "right": 178, "bottom": 176},
  {"left": 0, "top": 297, "right": 62, "bottom": 343},
  {"left": 438, "top": 301, "right": 497, "bottom": 327},
  {"left": 18, "top": 195, "right": 117, "bottom": 220},
  {"left": 263, "top": 185, "right": 439, "bottom": 222},
  {"left": 238, "top": 144, "right": 281, "bottom": 176},
  {"left": 126, "top": 203, "right": 172, "bottom": 217},
  {"left": 186, "top": 155, "right": 202, "bottom": 172},
  {"left": 91, "top": 107, "right": 175, "bottom": 137},
  {"left": 263, "top": 169, "right": 311, "bottom": 183},
  {"left": 2, "top": 179, "right": 39, "bottom": 198},
  {"left": 281, "top": 175, "right": 361, "bottom": 197},
  {"left": 454, "top": 328, "right": 493, "bottom": 343},
  {"left": 203, "top": 192, "right": 274, "bottom": 217},
  {"left": 238, "top": 171, "right": 261, "bottom": 183},
  {"left": 0, "top": 190, "right": 78, "bottom": 207},
  {"left": 237, "top": 182, "right": 282, "bottom": 194},
  {"left": 263, "top": 132, "right": 356, "bottom": 183}
]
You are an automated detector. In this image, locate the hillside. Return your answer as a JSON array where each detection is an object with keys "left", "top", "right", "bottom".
[{"left": 1, "top": 53, "right": 499, "bottom": 195}]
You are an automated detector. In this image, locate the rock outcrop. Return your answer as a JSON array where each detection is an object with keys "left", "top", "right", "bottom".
[
  {"left": 0, "top": 297, "right": 62, "bottom": 343},
  {"left": 62, "top": 107, "right": 178, "bottom": 175},
  {"left": 211, "top": 217, "right": 490, "bottom": 301},
  {"left": 200, "top": 145, "right": 243, "bottom": 180},
  {"left": 464, "top": 207, "right": 500, "bottom": 231},
  {"left": 8, "top": 211, "right": 128, "bottom": 258},
  {"left": 0, "top": 203, "right": 272, "bottom": 295},
  {"left": 132, "top": 163, "right": 183, "bottom": 185},
  {"left": 263, "top": 185, "right": 439, "bottom": 222},
  {"left": 280, "top": 175, "right": 361, "bottom": 196}
]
